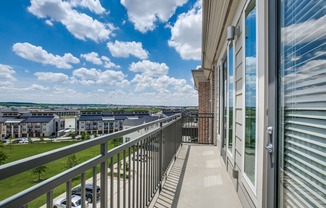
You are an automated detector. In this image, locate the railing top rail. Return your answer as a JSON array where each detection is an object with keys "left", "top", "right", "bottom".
[{"left": 0, "top": 114, "right": 181, "bottom": 181}]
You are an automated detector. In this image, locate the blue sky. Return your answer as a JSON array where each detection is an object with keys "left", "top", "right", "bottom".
[{"left": 0, "top": 0, "right": 201, "bottom": 106}]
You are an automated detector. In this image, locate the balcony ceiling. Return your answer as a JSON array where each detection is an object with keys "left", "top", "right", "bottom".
[{"left": 202, "top": 0, "right": 237, "bottom": 77}]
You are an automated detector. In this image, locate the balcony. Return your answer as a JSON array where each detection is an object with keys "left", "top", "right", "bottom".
[{"left": 0, "top": 114, "right": 241, "bottom": 208}]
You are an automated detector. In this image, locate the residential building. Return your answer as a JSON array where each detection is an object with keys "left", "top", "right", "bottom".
[
  {"left": 0, "top": 112, "right": 64, "bottom": 138},
  {"left": 122, "top": 116, "right": 160, "bottom": 143},
  {"left": 76, "top": 111, "right": 150, "bottom": 135},
  {"left": 192, "top": 0, "right": 326, "bottom": 208}
]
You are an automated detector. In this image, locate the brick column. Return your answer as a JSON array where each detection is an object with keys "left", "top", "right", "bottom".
[{"left": 198, "top": 81, "right": 210, "bottom": 143}]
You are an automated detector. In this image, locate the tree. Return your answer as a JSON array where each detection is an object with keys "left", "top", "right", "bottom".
[
  {"left": 0, "top": 150, "right": 8, "bottom": 165},
  {"left": 93, "top": 132, "right": 98, "bottom": 138},
  {"left": 85, "top": 132, "right": 90, "bottom": 140},
  {"left": 64, "top": 154, "right": 79, "bottom": 169},
  {"left": 80, "top": 132, "right": 86, "bottom": 141},
  {"left": 112, "top": 137, "right": 123, "bottom": 147},
  {"left": 70, "top": 132, "right": 76, "bottom": 140},
  {"left": 8, "top": 135, "right": 13, "bottom": 150},
  {"left": 31, "top": 165, "right": 47, "bottom": 182}
]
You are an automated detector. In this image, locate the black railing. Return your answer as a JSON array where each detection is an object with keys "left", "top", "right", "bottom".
[
  {"left": 0, "top": 114, "right": 182, "bottom": 208},
  {"left": 182, "top": 112, "right": 214, "bottom": 144}
]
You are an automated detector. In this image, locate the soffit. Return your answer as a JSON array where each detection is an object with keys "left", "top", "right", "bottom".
[
  {"left": 202, "top": 0, "right": 238, "bottom": 71},
  {"left": 192, "top": 69, "right": 208, "bottom": 90}
]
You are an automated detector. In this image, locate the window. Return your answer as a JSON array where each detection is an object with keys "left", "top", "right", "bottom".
[
  {"left": 278, "top": 0, "right": 326, "bottom": 207},
  {"left": 244, "top": 1, "right": 257, "bottom": 185},
  {"left": 228, "top": 42, "right": 234, "bottom": 152}
]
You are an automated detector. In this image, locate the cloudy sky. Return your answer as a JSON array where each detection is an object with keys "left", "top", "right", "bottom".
[{"left": 0, "top": 0, "right": 201, "bottom": 106}]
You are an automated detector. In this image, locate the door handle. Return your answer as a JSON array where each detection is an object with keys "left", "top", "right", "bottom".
[
  {"left": 265, "top": 143, "right": 273, "bottom": 153},
  {"left": 265, "top": 126, "right": 273, "bottom": 154}
]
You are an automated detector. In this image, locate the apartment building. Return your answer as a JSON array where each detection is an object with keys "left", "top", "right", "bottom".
[
  {"left": 0, "top": 112, "right": 64, "bottom": 138},
  {"left": 122, "top": 116, "right": 160, "bottom": 143},
  {"left": 193, "top": 0, "right": 325, "bottom": 208},
  {"left": 76, "top": 111, "right": 150, "bottom": 135}
]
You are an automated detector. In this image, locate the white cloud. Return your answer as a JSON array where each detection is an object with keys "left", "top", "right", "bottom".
[
  {"left": 168, "top": 1, "right": 202, "bottom": 60},
  {"left": 120, "top": 0, "right": 187, "bottom": 33},
  {"left": 131, "top": 73, "right": 196, "bottom": 96},
  {"left": 23, "top": 84, "right": 49, "bottom": 91},
  {"left": 45, "top": 19, "right": 53, "bottom": 26},
  {"left": 101, "top": 56, "right": 120, "bottom": 69},
  {"left": 72, "top": 67, "right": 129, "bottom": 87},
  {"left": 0, "top": 81, "right": 14, "bottom": 87},
  {"left": 129, "top": 60, "right": 169, "bottom": 77},
  {"left": 97, "top": 89, "right": 105, "bottom": 92},
  {"left": 34, "top": 72, "right": 69, "bottom": 82},
  {"left": 68, "top": 0, "right": 106, "bottom": 15},
  {"left": 107, "top": 40, "right": 149, "bottom": 59},
  {"left": 81, "top": 52, "right": 103, "bottom": 65},
  {"left": 28, "top": 0, "right": 114, "bottom": 42},
  {"left": 80, "top": 52, "right": 120, "bottom": 68},
  {"left": 0, "top": 64, "right": 16, "bottom": 81},
  {"left": 282, "top": 15, "right": 326, "bottom": 45},
  {"left": 13, "top": 42, "right": 79, "bottom": 69}
]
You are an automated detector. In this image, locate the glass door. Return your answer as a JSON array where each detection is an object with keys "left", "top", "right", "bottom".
[
  {"left": 220, "top": 57, "right": 228, "bottom": 162},
  {"left": 277, "top": 0, "right": 326, "bottom": 207}
]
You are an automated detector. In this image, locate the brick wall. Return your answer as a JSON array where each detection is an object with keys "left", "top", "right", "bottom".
[{"left": 198, "top": 81, "right": 210, "bottom": 143}]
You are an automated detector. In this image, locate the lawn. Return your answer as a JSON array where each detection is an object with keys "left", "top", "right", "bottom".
[{"left": 0, "top": 140, "right": 129, "bottom": 207}]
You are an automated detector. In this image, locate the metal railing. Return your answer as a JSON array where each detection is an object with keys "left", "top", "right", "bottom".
[
  {"left": 182, "top": 112, "right": 214, "bottom": 144},
  {"left": 0, "top": 114, "right": 182, "bottom": 208}
]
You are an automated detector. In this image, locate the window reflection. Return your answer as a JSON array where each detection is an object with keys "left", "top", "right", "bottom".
[
  {"left": 228, "top": 43, "right": 234, "bottom": 151},
  {"left": 244, "top": 3, "right": 256, "bottom": 185},
  {"left": 279, "top": 0, "right": 326, "bottom": 207}
]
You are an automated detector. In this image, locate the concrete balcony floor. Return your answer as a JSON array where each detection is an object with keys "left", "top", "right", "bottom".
[{"left": 153, "top": 143, "right": 242, "bottom": 208}]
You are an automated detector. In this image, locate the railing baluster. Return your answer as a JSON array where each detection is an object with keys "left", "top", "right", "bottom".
[
  {"left": 110, "top": 157, "right": 114, "bottom": 208},
  {"left": 92, "top": 166, "right": 97, "bottom": 207},
  {"left": 66, "top": 180, "right": 72, "bottom": 208},
  {"left": 123, "top": 150, "right": 126, "bottom": 208},
  {"left": 46, "top": 190, "right": 53, "bottom": 208},
  {"left": 128, "top": 147, "right": 131, "bottom": 208},
  {"left": 140, "top": 140, "right": 143, "bottom": 208},
  {"left": 81, "top": 172, "right": 86, "bottom": 208},
  {"left": 136, "top": 142, "right": 139, "bottom": 208},
  {"left": 132, "top": 145, "right": 136, "bottom": 208},
  {"left": 100, "top": 141, "right": 108, "bottom": 208},
  {"left": 117, "top": 152, "right": 120, "bottom": 208}
]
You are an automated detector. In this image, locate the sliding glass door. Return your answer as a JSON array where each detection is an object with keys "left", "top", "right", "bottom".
[{"left": 278, "top": 0, "right": 326, "bottom": 207}]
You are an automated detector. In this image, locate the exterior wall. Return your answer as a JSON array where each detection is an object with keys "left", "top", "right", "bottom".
[
  {"left": 198, "top": 81, "right": 210, "bottom": 143},
  {"left": 211, "top": 0, "right": 267, "bottom": 208}
]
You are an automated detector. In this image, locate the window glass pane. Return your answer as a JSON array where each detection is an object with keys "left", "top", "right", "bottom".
[
  {"left": 228, "top": 43, "right": 234, "bottom": 151},
  {"left": 244, "top": 3, "right": 257, "bottom": 185},
  {"left": 279, "top": 0, "right": 326, "bottom": 207},
  {"left": 223, "top": 58, "right": 228, "bottom": 149}
]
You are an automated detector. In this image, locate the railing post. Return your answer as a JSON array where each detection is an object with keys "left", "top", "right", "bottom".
[
  {"left": 100, "top": 141, "right": 108, "bottom": 208},
  {"left": 159, "top": 121, "right": 163, "bottom": 192}
]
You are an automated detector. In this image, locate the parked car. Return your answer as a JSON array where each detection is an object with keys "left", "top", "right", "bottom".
[
  {"left": 19, "top": 138, "right": 28, "bottom": 144},
  {"left": 53, "top": 195, "right": 88, "bottom": 208},
  {"left": 71, "top": 184, "right": 100, "bottom": 203},
  {"left": 132, "top": 153, "right": 148, "bottom": 162}
]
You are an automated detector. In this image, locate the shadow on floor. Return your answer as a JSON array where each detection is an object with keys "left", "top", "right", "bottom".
[{"left": 153, "top": 144, "right": 190, "bottom": 208}]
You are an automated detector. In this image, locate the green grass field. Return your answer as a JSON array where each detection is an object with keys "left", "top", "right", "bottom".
[{"left": 0, "top": 140, "right": 128, "bottom": 207}]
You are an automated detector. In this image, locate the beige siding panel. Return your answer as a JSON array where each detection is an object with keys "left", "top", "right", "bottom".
[
  {"left": 235, "top": 122, "right": 243, "bottom": 139},
  {"left": 238, "top": 183, "right": 257, "bottom": 208},
  {"left": 235, "top": 49, "right": 243, "bottom": 68},
  {"left": 235, "top": 136, "right": 243, "bottom": 156},
  {"left": 235, "top": 62, "right": 243, "bottom": 82},
  {"left": 235, "top": 77, "right": 243, "bottom": 93},
  {"left": 235, "top": 149, "right": 242, "bottom": 170},
  {"left": 226, "top": 158, "right": 238, "bottom": 188},
  {"left": 236, "top": 109, "right": 243, "bottom": 124},
  {"left": 236, "top": 93, "right": 243, "bottom": 108}
]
